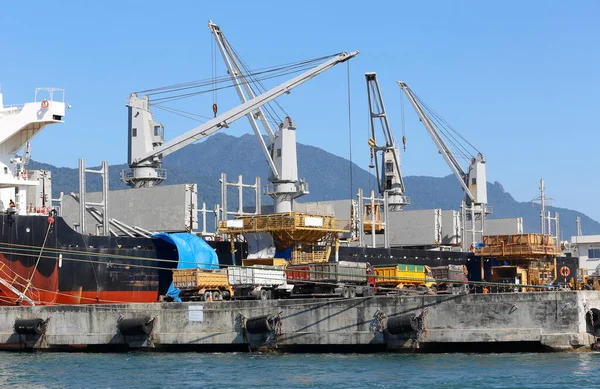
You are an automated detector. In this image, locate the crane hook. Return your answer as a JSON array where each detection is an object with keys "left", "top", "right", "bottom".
[
  {"left": 212, "top": 103, "right": 218, "bottom": 118},
  {"left": 402, "top": 135, "right": 406, "bottom": 152}
]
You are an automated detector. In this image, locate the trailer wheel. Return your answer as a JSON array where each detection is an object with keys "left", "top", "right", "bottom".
[
  {"left": 258, "top": 289, "right": 269, "bottom": 300},
  {"left": 203, "top": 291, "right": 212, "bottom": 301},
  {"left": 222, "top": 291, "right": 231, "bottom": 300},
  {"left": 212, "top": 291, "right": 222, "bottom": 301},
  {"left": 349, "top": 287, "right": 356, "bottom": 298},
  {"left": 342, "top": 287, "right": 350, "bottom": 299}
]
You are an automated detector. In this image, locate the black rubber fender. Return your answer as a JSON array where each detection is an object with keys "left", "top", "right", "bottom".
[
  {"left": 118, "top": 317, "right": 154, "bottom": 335},
  {"left": 587, "top": 308, "right": 600, "bottom": 329},
  {"left": 386, "top": 314, "right": 417, "bottom": 334},
  {"left": 14, "top": 318, "right": 46, "bottom": 335},
  {"left": 245, "top": 314, "right": 274, "bottom": 334}
]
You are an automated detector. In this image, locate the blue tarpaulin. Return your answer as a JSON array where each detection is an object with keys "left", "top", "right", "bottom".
[
  {"left": 153, "top": 233, "right": 219, "bottom": 302},
  {"left": 275, "top": 246, "right": 292, "bottom": 260}
]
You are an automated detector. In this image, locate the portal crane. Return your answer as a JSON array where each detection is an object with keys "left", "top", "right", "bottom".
[
  {"left": 209, "top": 21, "right": 306, "bottom": 213},
  {"left": 122, "top": 49, "right": 359, "bottom": 202},
  {"left": 397, "top": 81, "right": 488, "bottom": 247},
  {"left": 365, "top": 73, "right": 409, "bottom": 212}
]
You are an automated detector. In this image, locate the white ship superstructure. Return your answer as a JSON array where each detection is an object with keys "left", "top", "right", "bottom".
[{"left": 0, "top": 87, "right": 65, "bottom": 214}]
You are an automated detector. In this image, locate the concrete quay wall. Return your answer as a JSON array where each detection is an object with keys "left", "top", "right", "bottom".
[{"left": 0, "top": 291, "right": 598, "bottom": 352}]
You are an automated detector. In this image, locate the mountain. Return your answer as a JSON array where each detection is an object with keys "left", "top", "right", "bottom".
[{"left": 28, "top": 133, "right": 600, "bottom": 239}]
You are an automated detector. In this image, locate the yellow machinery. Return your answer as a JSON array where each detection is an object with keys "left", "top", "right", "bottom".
[
  {"left": 373, "top": 264, "right": 436, "bottom": 290},
  {"left": 491, "top": 266, "right": 528, "bottom": 292},
  {"left": 475, "top": 234, "right": 561, "bottom": 283},
  {"left": 218, "top": 212, "right": 348, "bottom": 265},
  {"left": 569, "top": 269, "right": 600, "bottom": 291},
  {"left": 362, "top": 202, "right": 384, "bottom": 233},
  {"left": 172, "top": 269, "right": 234, "bottom": 301}
]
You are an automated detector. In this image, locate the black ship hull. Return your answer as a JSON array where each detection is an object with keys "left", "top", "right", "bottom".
[{"left": 0, "top": 214, "right": 178, "bottom": 305}]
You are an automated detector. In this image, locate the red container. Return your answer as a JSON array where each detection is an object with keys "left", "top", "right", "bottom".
[{"left": 286, "top": 265, "right": 310, "bottom": 281}]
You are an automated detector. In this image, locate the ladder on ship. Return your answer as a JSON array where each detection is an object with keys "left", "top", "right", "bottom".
[{"left": 0, "top": 278, "right": 36, "bottom": 306}]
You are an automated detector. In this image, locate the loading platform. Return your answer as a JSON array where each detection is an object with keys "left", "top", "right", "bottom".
[{"left": 218, "top": 212, "right": 348, "bottom": 264}]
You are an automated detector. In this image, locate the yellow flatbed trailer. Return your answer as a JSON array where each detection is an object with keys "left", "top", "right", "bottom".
[
  {"left": 172, "top": 268, "right": 234, "bottom": 301},
  {"left": 373, "top": 264, "right": 436, "bottom": 290}
]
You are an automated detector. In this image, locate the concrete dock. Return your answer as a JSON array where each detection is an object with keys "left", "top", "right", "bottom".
[{"left": 1, "top": 291, "right": 598, "bottom": 352}]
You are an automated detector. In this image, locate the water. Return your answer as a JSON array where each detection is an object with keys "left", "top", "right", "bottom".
[{"left": 1, "top": 352, "right": 599, "bottom": 388}]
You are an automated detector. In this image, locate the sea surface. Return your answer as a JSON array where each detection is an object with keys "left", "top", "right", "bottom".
[{"left": 0, "top": 352, "right": 598, "bottom": 388}]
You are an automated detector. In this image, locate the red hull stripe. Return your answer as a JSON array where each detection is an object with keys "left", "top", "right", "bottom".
[{"left": 0, "top": 254, "right": 159, "bottom": 305}]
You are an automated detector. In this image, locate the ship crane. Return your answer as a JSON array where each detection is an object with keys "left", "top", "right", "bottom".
[
  {"left": 123, "top": 33, "right": 358, "bottom": 215},
  {"left": 397, "top": 81, "right": 489, "bottom": 247},
  {"left": 365, "top": 73, "right": 409, "bottom": 212},
  {"left": 209, "top": 21, "right": 307, "bottom": 213}
]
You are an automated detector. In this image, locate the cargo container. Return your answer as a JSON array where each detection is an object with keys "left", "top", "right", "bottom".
[
  {"left": 173, "top": 269, "right": 233, "bottom": 301},
  {"left": 286, "top": 261, "right": 375, "bottom": 298},
  {"left": 285, "top": 264, "right": 310, "bottom": 281},
  {"left": 227, "top": 266, "right": 291, "bottom": 300},
  {"left": 373, "top": 264, "right": 436, "bottom": 291},
  {"left": 440, "top": 210, "right": 461, "bottom": 246},
  {"left": 385, "top": 209, "right": 442, "bottom": 248},
  {"left": 430, "top": 265, "right": 468, "bottom": 294}
]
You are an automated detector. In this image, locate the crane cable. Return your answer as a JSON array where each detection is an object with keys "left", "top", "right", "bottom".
[
  {"left": 211, "top": 31, "right": 218, "bottom": 117},
  {"left": 347, "top": 61, "right": 354, "bottom": 203},
  {"left": 412, "top": 92, "right": 477, "bottom": 163},
  {"left": 222, "top": 34, "right": 286, "bottom": 126},
  {"left": 400, "top": 88, "right": 406, "bottom": 152},
  {"left": 147, "top": 63, "right": 331, "bottom": 106}
]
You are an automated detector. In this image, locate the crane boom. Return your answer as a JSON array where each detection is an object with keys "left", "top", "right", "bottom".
[
  {"left": 398, "top": 80, "right": 489, "bottom": 248},
  {"left": 123, "top": 50, "right": 358, "bottom": 188},
  {"left": 208, "top": 21, "right": 278, "bottom": 179},
  {"left": 366, "top": 73, "right": 408, "bottom": 211},
  {"left": 397, "top": 81, "right": 474, "bottom": 202},
  {"left": 135, "top": 51, "right": 358, "bottom": 164}
]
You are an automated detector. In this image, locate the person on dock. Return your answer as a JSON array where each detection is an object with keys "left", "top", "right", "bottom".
[{"left": 7, "top": 199, "right": 16, "bottom": 214}]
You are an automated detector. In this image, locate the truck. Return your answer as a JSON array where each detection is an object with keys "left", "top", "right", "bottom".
[
  {"left": 430, "top": 265, "right": 469, "bottom": 294},
  {"left": 286, "top": 261, "right": 375, "bottom": 298},
  {"left": 172, "top": 268, "right": 234, "bottom": 301},
  {"left": 373, "top": 264, "right": 436, "bottom": 292},
  {"left": 227, "top": 266, "right": 291, "bottom": 300}
]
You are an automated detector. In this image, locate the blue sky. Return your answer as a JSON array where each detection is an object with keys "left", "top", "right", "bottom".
[{"left": 1, "top": 1, "right": 599, "bottom": 222}]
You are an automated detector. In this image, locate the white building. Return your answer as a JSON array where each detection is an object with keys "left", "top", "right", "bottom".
[{"left": 571, "top": 235, "right": 600, "bottom": 273}]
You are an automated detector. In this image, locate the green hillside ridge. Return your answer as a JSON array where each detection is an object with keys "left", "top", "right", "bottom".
[{"left": 28, "top": 133, "right": 600, "bottom": 239}]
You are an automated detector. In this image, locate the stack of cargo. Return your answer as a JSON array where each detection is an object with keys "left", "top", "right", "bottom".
[{"left": 475, "top": 234, "right": 561, "bottom": 258}]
